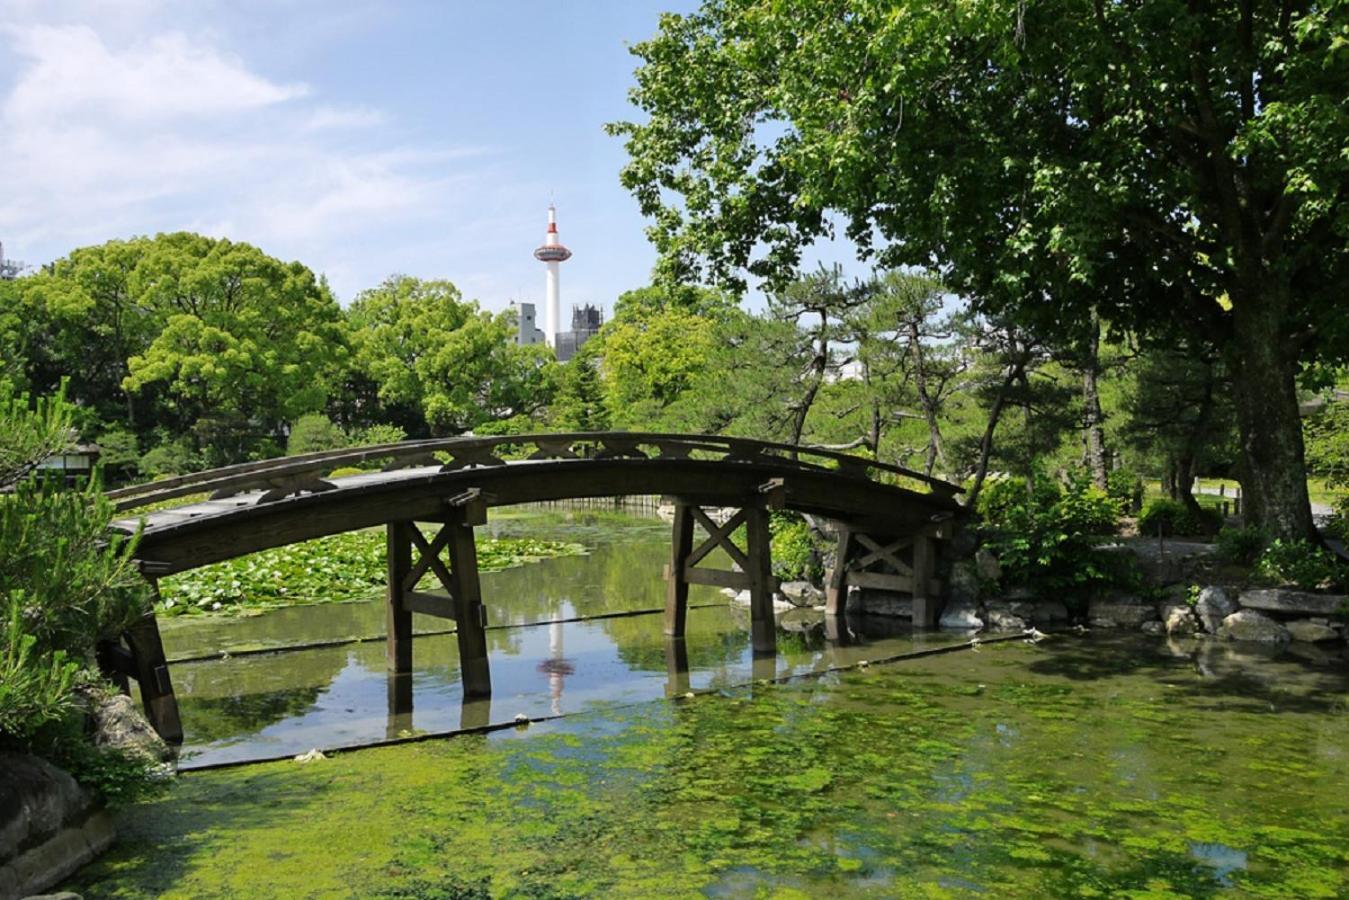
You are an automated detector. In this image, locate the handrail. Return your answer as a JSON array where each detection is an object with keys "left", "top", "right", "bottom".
[{"left": 108, "top": 432, "right": 963, "bottom": 513}]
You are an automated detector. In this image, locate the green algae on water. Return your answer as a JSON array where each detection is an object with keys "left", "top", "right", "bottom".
[{"left": 67, "top": 637, "right": 1349, "bottom": 898}]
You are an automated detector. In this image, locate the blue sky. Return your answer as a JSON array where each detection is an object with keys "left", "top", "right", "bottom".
[{"left": 0, "top": 1, "right": 853, "bottom": 311}]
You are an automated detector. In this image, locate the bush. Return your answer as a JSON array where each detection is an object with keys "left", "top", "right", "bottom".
[
  {"left": 1138, "top": 498, "right": 1222, "bottom": 537},
  {"left": 1215, "top": 525, "right": 1267, "bottom": 565},
  {"left": 287, "top": 413, "right": 349, "bottom": 456},
  {"left": 975, "top": 475, "right": 1061, "bottom": 527},
  {"left": 1327, "top": 496, "right": 1349, "bottom": 543},
  {"left": 355, "top": 424, "right": 407, "bottom": 447},
  {"left": 1107, "top": 467, "right": 1145, "bottom": 514},
  {"left": 769, "top": 512, "right": 825, "bottom": 583},
  {"left": 140, "top": 438, "right": 202, "bottom": 478},
  {"left": 1255, "top": 539, "right": 1345, "bottom": 591}
]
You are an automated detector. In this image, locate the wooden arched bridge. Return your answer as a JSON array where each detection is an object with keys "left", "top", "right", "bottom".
[{"left": 98, "top": 432, "right": 965, "bottom": 743}]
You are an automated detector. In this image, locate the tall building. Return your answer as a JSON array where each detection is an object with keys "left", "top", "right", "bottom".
[
  {"left": 510, "top": 301, "right": 546, "bottom": 346},
  {"left": 555, "top": 303, "right": 604, "bottom": 363},
  {"left": 532, "top": 205, "right": 572, "bottom": 347},
  {"left": 0, "top": 241, "right": 24, "bottom": 280}
]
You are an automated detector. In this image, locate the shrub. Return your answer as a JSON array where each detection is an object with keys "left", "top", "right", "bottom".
[
  {"left": 1107, "top": 467, "right": 1145, "bottom": 514},
  {"left": 1215, "top": 525, "right": 1268, "bottom": 565},
  {"left": 1056, "top": 474, "right": 1123, "bottom": 536},
  {"left": 976, "top": 475, "right": 1061, "bottom": 527},
  {"left": 1327, "top": 496, "right": 1349, "bottom": 543},
  {"left": 1255, "top": 539, "right": 1345, "bottom": 591},
  {"left": 1138, "top": 498, "right": 1222, "bottom": 537},
  {"left": 140, "top": 438, "right": 202, "bottom": 478},
  {"left": 287, "top": 413, "right": 349, "bottom": 456},
  {"left": 355, "top": 424, "right": 407, "bottom": 447},
  {"left": 769, "top": 512, "right": 825, "bottom": 583}
]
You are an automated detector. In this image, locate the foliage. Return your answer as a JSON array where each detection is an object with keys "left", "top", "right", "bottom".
[
  {"left": 1255, "top": 539, "right": 1346, "bottom": 591},
  {"left": 1138, "top": 499, "right": 1223, "bottom": 538},
  {"left": 1106, "top": 468, "right": 1145, "bottom": 515},
  {"left": 287, "top": 413, "right": 349, "bottom": 456},
  {"left": 768, "top": 512, "right": 825, "bottom": 583},
  {"left": 138, "top": 436, "right": 203, "bottom": 478},
  {"left": 611, "top": 0, "right": 1349, "bottom": 540},
  {"left": 980, "top": 476, "right": 1128, "bottom": 601},
  {"left": 0, "top": 605, "right": 81, "bottom": 739},
  {"left": 355, "top": 423, "right": 407, "bottom": 447},
  {"left": 548, "top": 349, "right": 610, "bottom": 432},
  {"left": 159, "top": 530, "right": 587, "bottom": 616},
  {"left": 0, "top": 384, "right": 74, "bottom": 485},
  {"left": 1327, "top": 496, "right": 1349, "bottom": 543},
  {"left": 1215, "top": 526, "right": 1270, "bottom": 567},
  {"left": 599, "top": 304, "right": 718, "bottom": 424},
  {"left": 1304, "top": 398, "right": 1349, "bottom": 489},
  {"left": 349, "top": 275, "right": 557, "bottom": 434},
  {"left": 95, "top": 426, "right": 141, "bottom": 480}
]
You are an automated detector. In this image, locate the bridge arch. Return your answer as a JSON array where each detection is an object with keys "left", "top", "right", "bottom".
[{"left": 101, "top": 433, "right": 966, "bottom": 743}]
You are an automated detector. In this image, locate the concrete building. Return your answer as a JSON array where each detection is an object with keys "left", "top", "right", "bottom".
[
  {"left": 510, "top": 300, "right": 547, "bottom": 347},
  {"left": 555, "top": 303, "right": 603, "bottom": 363}
]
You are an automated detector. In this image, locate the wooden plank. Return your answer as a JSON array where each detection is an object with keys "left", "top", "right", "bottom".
[
  {"left": 854, "top": 533, "right": 914, "bottom": 575},
  {"left": 911, "top": 534, "right": 939, "bottom": 627},
  {"left": 682, "top": 566, "right": 750, "bottom": 589},
  {"left": 123, "top": 605, "right": 183, "bottom": 744},
  {"left": 744, "top": 505, "right": 776, "bottom": 654},
  {"left": 664, "top": 503, "right": 694, "bottom": 637},
  {"left": 402, "top": 590, "right": 458, "bottom": 620},
  {"left": 847, "top": 570, "right": 915, "bottom": 592},
  {"left": 386, "top": 522, "right": 414, "bottom": 675},
  {"left": 824, "top": 526, "right": 854, "bottom": 616},
  {"left": 447, "top": 511, "right": 491, "bottom": 698}
]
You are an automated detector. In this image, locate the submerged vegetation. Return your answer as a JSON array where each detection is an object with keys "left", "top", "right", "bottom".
[
  {"left": 67, "top": 639, "right": 1349, "bottom": 897},
  {"left": 159, "top": 530, "right": 587, "bottom": 617}
]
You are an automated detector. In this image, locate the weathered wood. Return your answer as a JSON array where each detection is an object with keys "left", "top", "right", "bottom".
[
  {"left": 911, "top": 535, "right": 938, "bottom": 627},
  {"left": 386, "top": 671, "right": 412, "bottom": 739},
  {"left": 663, "top": 636, "right": 691, "bottom": 697},
  {"left": 405, "top": 522, "right": 455, "bottom": 594},
  {"left": 824, "top": 526, "right": 855, "bottom": 616},
  {"left": 846, "top": 570, "right": 915, "bottom": 592},
  {"left": 681, "top": 566, "right": 750, "bottom": 589},
  {"left": 686, "top": 507, "right": 748, "bottom": 570},
  {"left": 744, "top": 505, "right": 777, "bottom": 654},
  {"left": 853, "top": 534, "right": 914, "bottom": 575},
  {"left": 401, "top": 590, "right": 458, "bottom": 620},
  {"left": 446, "top": 510, "right": 491, "bottom": 698},
  {"left": 123, "top": 604, "right": 183, "bottom": 744},
  {"left": 386, "top": 522, "right": 414, "bottom": 676},
  {"left": 664, "top": 503, "right": 694, "bottom": 637}
]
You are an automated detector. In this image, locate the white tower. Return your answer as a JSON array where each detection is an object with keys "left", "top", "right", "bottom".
[{"left": 532, "top": 205, "right": 572, "bottom": 348}]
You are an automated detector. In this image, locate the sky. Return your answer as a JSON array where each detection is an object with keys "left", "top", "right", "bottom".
[{"left": 0, "top": 0, "right": 747, "bottom": 310}]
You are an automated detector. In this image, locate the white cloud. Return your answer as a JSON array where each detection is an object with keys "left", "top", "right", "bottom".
[{"left": 302, "top": 104, "right": 385, "bottom": 131}]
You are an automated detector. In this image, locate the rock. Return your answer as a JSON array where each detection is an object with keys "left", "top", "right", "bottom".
[
  {"left": 986, "top": 608, "right": 1026, "bottom": 631},
  {"left": 1238, "top": 589, "right": 1346, "bottom": 618},
  {"left": 939, "top": 600, "right": 983, "bottom": 631},
  {"left": 974, "top": 548, "right": 1002, "bottom": 582},
  {"left": 856, "top": 589, "right": 913, "bottom": 618},
  {"left": 1218, "top": 609, "right": 1291, "bottom": 644},
  {"left": 778, "top": 581, "right": 824, "bottom": 607},
  {"left": 1087, "top": 596, "right": 1157, "bottom": 628},
  {"left": 1194, "top": 586, "right": 1236, "bottom": 634},
  {"left": 0, "top": 754, "right": 109, "bottom": 899},
  {"left": 1285, "top": 619, "right": 1340, "bottom": 643},
  {"left": 947, "top": 561, "right": 981, "bottom": 606},
  {"left": 89, "top": 693, "right": 173, "bottom": 764},
  {"left": 1004, "top": 586, "right": 1036, "bottom": 601},
  {"left": 1030, "top": 600, "right": 1070, "bottom": 623},
  {"left": 1164, "top": 605, "right": 1200, "bottom": 636},
  {"left": 1141, "top": 620, "right": 1166, "bottom": 635}
]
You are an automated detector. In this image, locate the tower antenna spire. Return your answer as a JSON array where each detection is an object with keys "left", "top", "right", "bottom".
[{"left": 533, "top": 204, "right": 572, "bottom": 350}]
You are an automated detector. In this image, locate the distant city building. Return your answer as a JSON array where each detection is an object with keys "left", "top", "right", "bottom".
[
  {"left": 0, "top": 241, "right": 25, "bottom": 280},
  {"left": 555, "top": 303, "right": 604, "bottom": 363},
  {"left": 510, "top": 300, "right": 546, "bottom": 346}
]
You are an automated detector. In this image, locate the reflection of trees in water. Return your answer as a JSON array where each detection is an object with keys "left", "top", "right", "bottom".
[{"left": 184, "top": 687, "right": 327, "bottom": 744}]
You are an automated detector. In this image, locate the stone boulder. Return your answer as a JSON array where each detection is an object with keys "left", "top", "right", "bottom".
[
  {"left": 730, "top": 590, "right": 794, "bottom": 613},
  {"left": 778, "top": 581, "right": 824, "bottom": 608},
  {"left": 1194, "top": 586, "right": 1236, "bottom": 634},
  {"left": 947, "top": 561, "right": 981, "bottom": 606},
  {"left": 1218, "top": 609, "right": 1291, "bottom": 644},
  {"left": 1285, "top": 619, "right": 1340, "bottom": 643},
  {"left": 939, "top": 599, "right": 984, "bottom": 631},
  {"left": 856, "top": 588, "right": 913, "bottom": 618},
  {"left": 985, "top": 608, "right": 1026, "bottom": 631},
  {"left": 0, "top": 754, "right": 114, "bottom": 898},
  {"left": 1029, "top": 600, "right": 1070, "bottom": 623},
  {"left": 1141, "top": 620, "right": 1166, "bottom": 635},
  {"left": 90, "top": 693, "right": 174, "bottom": 764},
  {"left": 1238, "top": 589, "right": 1346, "bottom": 618},
  {"left": 1087, "top": 595, "right": 1157, "bottom": 628},
  {"left": 1163, "top": 605, "right": 1200, "bottom": 636}
]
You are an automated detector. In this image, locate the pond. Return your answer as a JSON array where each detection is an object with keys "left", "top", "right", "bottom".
[{"left": 72, "top": 509, "right": 1349, "bottom": 897}]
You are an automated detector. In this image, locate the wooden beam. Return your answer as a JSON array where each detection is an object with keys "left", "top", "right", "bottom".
[
  {"left": 853, "top": 533, "right": 914, "bottom": 574},
  {"left": 402, "top": 590, "right": 458, "bottom": 620},
  {"left": 688, "top": 506, "right": 750, "bottom": 571},
  {"left": 123, "top": 603, "right": 183, "bottom": 745},
  {"left": 405, "top": 521, "right": 455, "bottom": 594},
  {"left": 664, "top": 502, "right": 694, "bottom": 637},
  {"left": 824, "top": 526, "right": 854, "bottom": 616},
  {"left": 846, "top": 570, "right": 915, "bottom": 592},
  {"left": 744, "top": 505, "right": 776, "bottom": 654},
  {"left": 681, "top": 566, "right": 750, "bottom": 589},
  {"left": 911, "top": 534, "right": 939, "bottom": 627},
  {"left": 387, "top": 522, "right": 414, "bottom": 676},
  {"left": 446, "top": 510, "right": 491, "bottom": 698}
]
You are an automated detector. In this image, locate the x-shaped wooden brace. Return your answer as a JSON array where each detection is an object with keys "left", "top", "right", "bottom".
[{"left": 850, "top": 534, "right": 915, "bottom": 577}]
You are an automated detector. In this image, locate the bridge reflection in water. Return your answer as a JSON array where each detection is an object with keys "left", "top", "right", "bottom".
[{"left": 103, "top": 433, "right": 965, "bottom": 748}]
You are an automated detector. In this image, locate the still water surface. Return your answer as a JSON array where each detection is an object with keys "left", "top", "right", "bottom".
[{"left": 79, "top": 509, "right": 1349, "bottom": 897}]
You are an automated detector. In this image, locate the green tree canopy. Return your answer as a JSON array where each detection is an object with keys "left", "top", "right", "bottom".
[
  {"left": 348, "top": 275, "right": 558, "bottom": 434},
  {"left": 612, "top": 0, "right": 1349, "bottom": 539}
]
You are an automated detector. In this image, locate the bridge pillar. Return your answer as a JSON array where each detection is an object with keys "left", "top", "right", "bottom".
[
  {"left": 825, "top": 527, "right": 943, "bottom": 627},
  {"left": 663, "top": 499, "right": 778, "bottom": 655},
  {"left": 385, "top": 504, "right": 492, "bottom": 702}
]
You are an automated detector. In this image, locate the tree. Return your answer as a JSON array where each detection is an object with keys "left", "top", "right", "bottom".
[
  {"left": 598, "top": 304, "right": 719, "bottom": 426},
  {"left": 611, "top": 0, "right": 1348, "bottom": 539},
  {"left": 549, "top": 346, "right": 611, "bottom": 432},
  {"left": 348, "top": 275, "right": 557, "bottom": 435},
  {"left": 286, "top": 413, "right": 349, "bottom": 456}
]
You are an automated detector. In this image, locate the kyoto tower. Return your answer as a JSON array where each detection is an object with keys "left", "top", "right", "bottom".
[{"left": 532, "top": 205, "right": 573, "bottom": 348}]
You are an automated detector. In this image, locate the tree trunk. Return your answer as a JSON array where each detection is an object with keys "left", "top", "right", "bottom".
[
  {"left": 1226, "top": 283, "right": 1315, "bottom": 540},
  {"left": 908, "top": 320, "right": 945, "bottom": 478},
  {"left": 1081, "top": 311, "right": 1108, "bottom": 489},
  {"left": 964, "top": 362, "right": 1022, "bottom": 509}
]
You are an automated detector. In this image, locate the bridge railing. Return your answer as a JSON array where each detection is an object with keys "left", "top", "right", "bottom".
[{"left": 107, "top": 432, "right": 963, "bottom": 513}]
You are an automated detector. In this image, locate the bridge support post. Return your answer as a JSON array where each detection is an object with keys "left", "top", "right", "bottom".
[
  {"left": 386, "top": 521, "right": 414, "bottom": 677},
  {"left": 663, "top": 498, "right": 778, "bottom": 655},
  {"left": 445, "top": 509, "right": 491, "bottom": 699},
  {"left": 825, "top": 526, "right": 944, "bottom": 628},
  {"left": 125, "top": 585, "right": 183, "bottom": 745}
]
